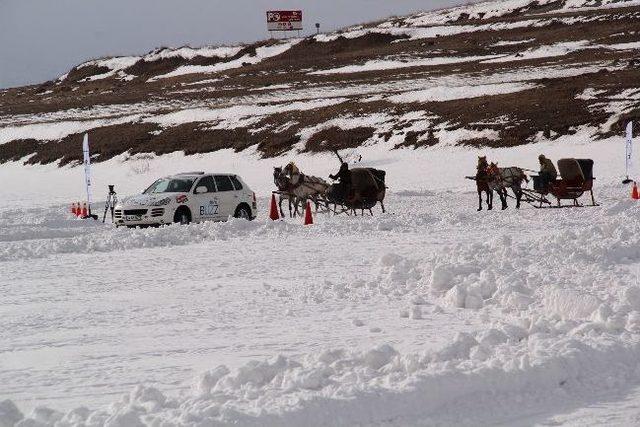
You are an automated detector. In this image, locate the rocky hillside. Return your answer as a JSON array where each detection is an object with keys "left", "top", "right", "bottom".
[{"left": 1, "top": 0, "right": 639, "bottom": 166}]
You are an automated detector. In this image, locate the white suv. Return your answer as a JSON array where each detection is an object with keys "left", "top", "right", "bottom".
[{"left": 114, "top": 172, "right": 257, "bottom": 227}]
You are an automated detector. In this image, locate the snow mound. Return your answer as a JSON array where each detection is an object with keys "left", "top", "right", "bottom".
[{"left": 8, "top": 322, "right": 640, "bottom": 426}]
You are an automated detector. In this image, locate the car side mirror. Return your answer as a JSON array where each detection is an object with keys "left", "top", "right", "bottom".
[{"left": 195, "top": 186, "right": 208, "bottom": 194}]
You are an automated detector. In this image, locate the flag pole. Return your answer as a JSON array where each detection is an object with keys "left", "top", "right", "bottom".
[
  {"left": 82, "top": 133, "right": 97, "bottom": 219},
  {"left": 623, "top": 121, "right": 633, "bottom": 184}
]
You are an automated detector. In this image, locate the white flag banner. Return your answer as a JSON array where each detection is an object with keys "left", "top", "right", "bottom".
[
  {"left": 82, "top": 133, "right": 93, "bottom": 209},
  {"left": 627, "top": 121, "right": 633, "bottom": 178}
]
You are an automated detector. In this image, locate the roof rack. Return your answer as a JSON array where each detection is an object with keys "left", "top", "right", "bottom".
[{"left": 175, "top": 171, "right": 205, "bottom": 175}]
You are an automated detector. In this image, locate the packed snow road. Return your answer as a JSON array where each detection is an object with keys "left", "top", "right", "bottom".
[{"left": 2, "top": 182, "right": 640, "bottom": 425}]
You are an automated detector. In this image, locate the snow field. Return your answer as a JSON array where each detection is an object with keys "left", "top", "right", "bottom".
[
  {"left": 1, "top": 124, "right": 639, "bottom": 424},
  {"left": 2, "top": 179, "right": 640, "bottom": 425}
]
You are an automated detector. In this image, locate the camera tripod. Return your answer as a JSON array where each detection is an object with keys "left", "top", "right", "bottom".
[{"left": 102, "top": 185, "right": 118, "bottom": 223}]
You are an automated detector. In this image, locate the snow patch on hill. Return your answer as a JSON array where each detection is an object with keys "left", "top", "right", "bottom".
[
  {"left": 0, "top": 114, "right": 144, "bottom": 145},
  {"left": 406, "top": 0, "right": 640, "bottom": 26},
  {"left": 142, "top": 45, "right": 242, "bottom": 62},
  {"left": 149, "top": 40, "right": 301, "bottom": 81},
  {"left": 61, "top": 46, "right": 245, "bottom": 82},
  {"left": 310, "top": 54, "right": 499, "bottom": 75},
  {"left": 387, "top": 82, "right": 539, "bottom": 103},
  {"left": 146, "top": 97, "right": 347, "bottom": 129}
]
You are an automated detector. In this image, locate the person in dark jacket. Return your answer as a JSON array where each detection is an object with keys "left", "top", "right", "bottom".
[
  {"left": 538, "top": 154, "right": 558, "bottom": 189},
  {"left": 330, "top": 162, "right": 351, "bottom": 201}
]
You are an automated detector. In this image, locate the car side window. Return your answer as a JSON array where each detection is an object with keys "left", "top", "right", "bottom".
[
  {"left": 230, "top": 176, "right": 243, "bottom": 190},
  {"left": 214, "top": 175, "right": 234, "bottom": 192},
  {"left": 195, "top": 176, "right": 216, "bottom": 193}
]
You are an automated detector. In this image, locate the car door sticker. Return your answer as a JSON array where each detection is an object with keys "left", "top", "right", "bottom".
[
  {"left": 200, "top": 199, "right": 219, "bottom": 217},
  {"left": 176, "top": 195, "right": 188, "bottom": 204}
]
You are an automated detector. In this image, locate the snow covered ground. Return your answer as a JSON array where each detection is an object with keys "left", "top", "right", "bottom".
[
  {"left": 1, "top": 2, "right": 639, "bottom": 423},
  {"left": 2, "top": 131, "right": 640, "bottom": 425}
]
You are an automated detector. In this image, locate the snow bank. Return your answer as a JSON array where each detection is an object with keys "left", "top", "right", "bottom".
[
  {"left": 0, "top": 217, "right": 267, "bottom": 262},
  {"left": 7, "top": 314, "right": 640, "bottom": 426}
]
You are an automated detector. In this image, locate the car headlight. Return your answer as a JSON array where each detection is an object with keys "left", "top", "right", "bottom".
[{"left": 151, "top": 197, "right": 171, "bottom": 206}]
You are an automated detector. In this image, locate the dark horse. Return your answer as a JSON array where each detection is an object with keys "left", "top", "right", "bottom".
[{"left": 476, "top": 156, "right": 493, "bottom": 211}]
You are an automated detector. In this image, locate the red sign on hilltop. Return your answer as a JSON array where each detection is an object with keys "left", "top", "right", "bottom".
[{"left": 267, "top": 10, "right": 303, "bottom": 31}]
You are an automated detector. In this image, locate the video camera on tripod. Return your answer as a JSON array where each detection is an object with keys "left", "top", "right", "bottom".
[{"left": 102, "top": 185, "right": 118, "bottom": 223}]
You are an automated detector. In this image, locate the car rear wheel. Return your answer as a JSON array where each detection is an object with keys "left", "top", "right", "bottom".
[{"left": 234, "top": 204, "right": 252, "bottom": 220}]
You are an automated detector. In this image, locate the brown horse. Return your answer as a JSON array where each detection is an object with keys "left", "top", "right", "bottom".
[{"left": 476, "top": 156, "right": 493, "bottom": 211}]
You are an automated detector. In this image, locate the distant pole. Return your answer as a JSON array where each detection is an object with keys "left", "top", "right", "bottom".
[{"left": 315, "top": 22, "right": 320, "bottom": 35}]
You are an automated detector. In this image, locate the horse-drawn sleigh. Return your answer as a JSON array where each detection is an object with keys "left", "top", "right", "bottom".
[
  {"left": 521, "top": 158, "right": 598, "bottom": 208},
  {"left": 470, "top": 156, "right": 598, "bottom": 210},
  {"left": 273, "top": 153, "right": 387, "bottom": 217}
]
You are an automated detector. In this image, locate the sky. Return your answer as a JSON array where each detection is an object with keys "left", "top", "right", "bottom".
[{"left": 0, "top": 0, "right": 469, "bottom": 89}]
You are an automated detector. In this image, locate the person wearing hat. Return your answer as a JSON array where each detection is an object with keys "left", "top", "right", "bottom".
[{"left": 538, "top": 154, "right": 557, "bottom": 189}]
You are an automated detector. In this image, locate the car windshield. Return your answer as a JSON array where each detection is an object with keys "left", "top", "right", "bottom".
[{"left": 144, "top": 177, "right": 195, "bottom": 194}]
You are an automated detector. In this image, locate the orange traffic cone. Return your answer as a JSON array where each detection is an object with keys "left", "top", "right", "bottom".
[
  {"left": 633, "top": 182, "right": 639, "bottom": 200},
  {"left": 81, "top": 202, "right": 88, "bottom": 217},
  {"left": 76, "top": 202, "right": 82, "bottom": 217},
  {"left": 303, "top": 200, "right": 313, "bottom": 225},
  {"left": 71, "top": 202, "right": 77, "bottom": 216},
  {"left": 269, "top": 193, "right": 280, "bottom": 221}
]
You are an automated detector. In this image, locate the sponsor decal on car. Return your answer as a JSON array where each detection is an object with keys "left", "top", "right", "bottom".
[
  {"left": 200, "top": 199, "right": 219, "bottom": 217},
  {"left": 176, "top": 195, "right": 188, "bottom": 204}
]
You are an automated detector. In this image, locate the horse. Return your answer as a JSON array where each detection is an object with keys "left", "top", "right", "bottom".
[
  {"left": 281, "top": 162, "right": 330, "bottom": 214},
  {"left": 273, "top": 167, "right": 300, "bottom": 217},
  {"left": 487, "top": 162, "right": 529, "bottom": 209},
  {"left": 476, "top": 156, "right": 493, "bottom": 211}
]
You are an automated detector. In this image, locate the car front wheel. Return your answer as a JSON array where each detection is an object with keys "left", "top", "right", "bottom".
[
  {"left": 234, "top": 205, "right": 252, "bottom": 220},
  {"left": 173, "top": 207, "right": 191, "bottom": 225}
]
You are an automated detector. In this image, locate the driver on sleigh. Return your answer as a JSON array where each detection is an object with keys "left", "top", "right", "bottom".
[
  {"left": 329, "top": 161, "right": 352, "bottom": 202},
  {"left": 283, "top": 161, "right": 302, "bottom": 186},
  {"left": 537, "top": 154, "right": 558, "bottom": 191}
]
